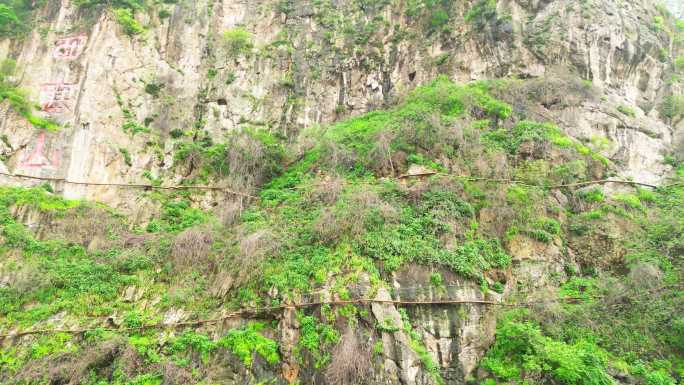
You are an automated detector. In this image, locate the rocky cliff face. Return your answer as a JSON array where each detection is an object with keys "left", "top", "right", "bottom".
[
  {"left": 0, "top": 0, "right": 680, "bottom": 208},
  {"left": 0, "top": 1, "right": 682, "bottom": 385}
]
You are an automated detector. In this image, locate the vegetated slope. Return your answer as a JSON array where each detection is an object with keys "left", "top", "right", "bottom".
[
  {"left": 0, "top": 0, "right": 682, "bottom": 211},
  {"left": 0, "top": 76, "right": 682, "bottom": 385},
  {"left": 0, "top": 0, "right": 683, "bottom": 384}
]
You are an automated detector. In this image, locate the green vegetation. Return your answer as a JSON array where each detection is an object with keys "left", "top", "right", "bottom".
[
  {"left": 653, "top": 16, "right": 665, "bottom": 32},
  {"left": 481, "top": 311, "right": 613, "bottom": 385},
  {"left": 157, "top": 8, "right": 171, "bottom": 19},
  {"left": 465, "top": 0, "right": 498, "bottom": 27},
  {"left": 661, "top": 94, "right": 684, "bottom": 120},
  {"left": 675, "top": 56, "right": 684, "bottom": 71},
  {"left": 119, "top": 147, "right": 132, "bottom": 166},
  {"left": 113, "top": 8, "right": 144, "bottom": 36},
  {"left": 298, "top": 314, "right": 340, "bottom": 367},
  {"left": 220, "top": 322, "right": 280, "bottom": 366},
  {"left": 400, "top": 309, "right": 443, "bottom": 384},
  {"left": 0, "top": 59, "right": 58, "bottom": 130},
  {"left": 0, "top": 187, "right": 130, "bottom": 325},
  {"left": 222, "top": 28, "right": 253, "bottom": 57},
  {"left": 1, "top": 72, "right": 681, "bottom": 384},
  {"left": 143, "top": 82, "right": 163, "bottom": 97},
  {"left": 0, "top": 0, "right": 40, "bottom": 38},
  {"left": 145, "top": 195, "right": 209, "bottom": 233},
  {"left": 617, "top": 105, "right": 637, "bottom": 117},
  {"left": 115, "top": 90, "right": 150, "bottom": 135},
  {"left": 172, "top": 127, "right": 284, "bottom": 181},
  {"left": 73, "top": 0, "right": 147, "bottom": 36}
]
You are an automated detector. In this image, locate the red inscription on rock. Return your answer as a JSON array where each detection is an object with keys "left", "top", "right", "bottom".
[
  {"left": 40, "top": 82, "right": 77, "bottom": 114},
  {"left": 53, "top": 35, "right": 87, "bottom": 60},
  {"left": 19, "top": 132, "right": 61, "bottom": 169}
]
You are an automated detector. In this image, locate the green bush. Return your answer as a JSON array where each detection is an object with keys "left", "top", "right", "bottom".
[
  {"left": 144, "top": 82, "right": 163, "bottom": 97},
  {"left": 0, "top": 60, "right": 59, "bottom": 130},
  {"left": 645, "top": 371, "right": 677, "bottom": 385},
  {"left": 146, "top": 198, "right": 208, "bottom": 233},
  {"left": 660, "top": 95, "right": 684, "bottom": 120},
  {"left": 322, "top": 76, "right": 512, "bottom": 173},
  {"left": 359, "top": 207, "right": 510, "bottom": 278},
  {"left": 652, "top": 16, "right": 665, "bottom": 32},
  {"left": 429, "top": 9, "right": 449, "bottom": 31},
  {"left": 113, "top": 8, "right": 144, "bottom": 36},
  {"left": 528, "top": 218, "right": 561, "bottom": 243},
  {"left": 483, "top": 120, "right": 556, "bottom": 154},
  {"left": 578, "top": 188, "right": 605, "bottom": 203},
  {"left": 617, "top": 105, "right": 636, "bottom": 117},
  {"left": 173, "top": 128, "right": 284, "bottom": 181},
  {"left": 675, "top": 56, "right": 684, "bottom": 72},
  {"left": 0, "top": 0, "right": 40, "bottom": 38},
  {"left": 119, "top": 148, "right": 132, "bottom": 166},
  {"left": 219, "top": 322, "right": 280, "bottom": 366},
  {"left": 222, "top": 28, "right": 253, "bottom": 57},
  {"left": 481, "top": 315, "right": 613, "bottom": 385},
  {"left": 0, "top": 4, "right": 23, "bottom": 36},
  {"left": 465, "top": 0, "right": 497, "bottom": 26}
]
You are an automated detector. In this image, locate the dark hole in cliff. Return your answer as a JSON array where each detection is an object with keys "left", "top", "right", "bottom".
[
  {"left": 408, "top": 71, "right": 416, "bottom": 82},
  {"left": 217, "top": 98, "right": 227, "bottom": 106}
]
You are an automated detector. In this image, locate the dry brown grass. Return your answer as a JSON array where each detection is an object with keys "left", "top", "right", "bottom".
[
  {"left": 216, "top": 199, "right": 245, "bottom": 227},
  {"left": 226, "top": 132, "right": 280, "bottom": 189},
  {"left": 13, "top": 337, "right": 129, "bottom": 385},
  {"left": 239, "top": 228, "right": 278, "bottom": 262},
  {"left": 628, "top": 262, "right": 663, "bottom": 291},
  {"left": 307, "top": 175, "right": 345, "bottom": 205},
  {"left": 320, "top": 136, "right": 359, "bottom": 171},
  {"left": 34, "top": 205, "right": 126, "bottom": 250},
  {"left": 368, "top": 129, "right": 398, "bottom": 176},
  {"left": 170, "top": 226, "right": 215, "bottom": 272},
  {"left": 313, "top": 189, "right": 398, "bottom": 244},
  {"left": 325, "top": 326, "right": 372, "bottom": 385},
  {"left": 495, "top": 67, "right": 599, "bottom": 112},
  {"left": 211, "top": 228, "right": 280, "bottom": 298},
  {"left": 161, "top": 362, "right": 194, "bottom": 385}
]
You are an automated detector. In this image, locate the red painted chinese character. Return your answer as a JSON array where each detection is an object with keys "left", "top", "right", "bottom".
[
  {"left": 53, "top": 35, "right": 87, "bottom": 60},
  {"left": 40, "top": 82, "right": 76, "bottom": 114},
  {"left": 19, "top": 132, "right": 61, "bottom": 169}
]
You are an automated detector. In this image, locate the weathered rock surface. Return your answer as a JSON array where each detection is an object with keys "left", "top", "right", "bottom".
[
  {"left": 0, "top": 0, "right": 680, "bottom": 210},
  {"left": 0, "top": 0, "right": 681, "bottom": 384}
]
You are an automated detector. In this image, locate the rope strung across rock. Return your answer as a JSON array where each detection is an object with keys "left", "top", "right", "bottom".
[
  {"left": 0, "top": 172, "right": 257, "bottom": 199},
  {"left": 0, "top": 169, "right": 660, "bottom": 198},
  {"left": 0, "top": 296, "right": 589, "bottom": 340},
  {"left": 399, "top": 172, "right": 659, "bottom": 189}
]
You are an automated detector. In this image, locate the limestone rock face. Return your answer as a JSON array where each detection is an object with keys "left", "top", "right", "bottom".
[
  {"left": 0, "top": 1, "right": 681, "bottom": 384},
  {"left": 0, "top": 0, "right": 680, "bottom": 211}
]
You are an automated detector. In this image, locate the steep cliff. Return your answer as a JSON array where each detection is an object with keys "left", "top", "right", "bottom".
[{"left": 0, "top": 1, "right": 682, "bottom": 384}]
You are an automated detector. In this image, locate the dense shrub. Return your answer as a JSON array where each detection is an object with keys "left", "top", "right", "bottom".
[
  {"left": 173, "top": 128, "right": 285, "bottom": 186},
  {"left": 0, "top": 0, "right": 40, "bottom": 37},
  {"left": 222, "top": 28, "right": 253, "bottom": 57},
  {"left": 465, "top": 0, "right": 497, "bottom": 26},
  {"left": 322, "top": 76, "right": 512, "bottom": 174},
  {"left": 481, "top": 313, "right": 613, "bottom": 385},
  {"left": 0, "top": 59, "right": 58, "bottom": 130},
  {"left": 113, "top": 8, "right": 144, "bottom": 35},
  {"left": 219, "top": 322, "right": 280, "bottom": 366},
  {"left": 660, "top": 95, "right": 684, "bottom": 120}
]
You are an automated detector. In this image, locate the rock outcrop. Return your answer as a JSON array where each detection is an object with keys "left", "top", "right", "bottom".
[
  {"left": 0, "top": 0, "right": 680, "bottom": 210},
  {"left": 0, "top": 1, "right": 682, "bottom": 384}
]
